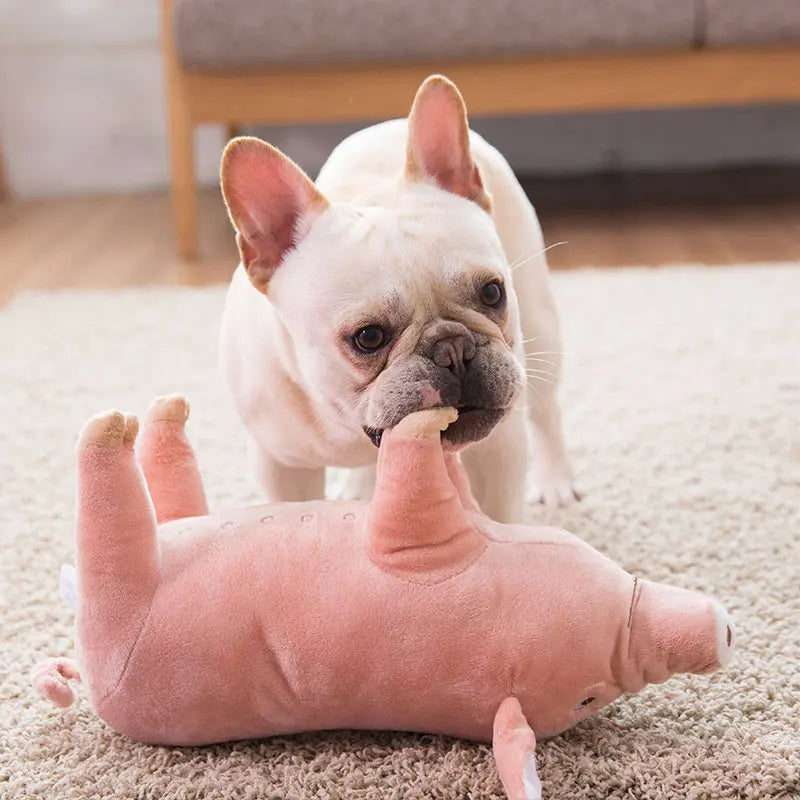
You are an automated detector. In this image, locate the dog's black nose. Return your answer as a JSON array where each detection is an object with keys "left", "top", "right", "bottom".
[{"left": 432, "top": 335, "right": 476, "bottom": 379}]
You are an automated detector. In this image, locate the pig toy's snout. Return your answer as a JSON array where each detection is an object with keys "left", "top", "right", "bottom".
[
  {"left": 623, "top": 580, "right": 737, "bottom": 689},
  {"left": 713, "top": 601, "right": 737, "bottom": 668}
]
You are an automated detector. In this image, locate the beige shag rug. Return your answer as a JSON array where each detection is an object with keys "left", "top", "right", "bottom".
[{"left": 1, "top": 265, "right": 798, "bottom": 800}]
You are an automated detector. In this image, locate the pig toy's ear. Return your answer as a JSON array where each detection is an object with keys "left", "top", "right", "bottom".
[
  {"left": 221, "top": 137, "right": 329, "bottom": 295},
  {"left": 405, "top": 75, "right": 492, "bottom": 212}
]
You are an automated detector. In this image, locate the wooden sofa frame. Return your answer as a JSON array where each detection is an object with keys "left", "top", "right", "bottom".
[{"left": 161, "top": 0, "right": 800, "bottom": 259}]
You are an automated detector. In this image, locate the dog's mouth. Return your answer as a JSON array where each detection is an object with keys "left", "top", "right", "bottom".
[
  {"left": 363, "top": 405, "right": 505, "bottom": 450},
  {"left": 363, "top": 426, "right": 385, "bottom": 447}
]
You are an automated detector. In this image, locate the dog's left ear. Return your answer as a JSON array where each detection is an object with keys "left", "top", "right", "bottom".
[{"left": 405, "top": 75, "right": 492, "bottom": 212}]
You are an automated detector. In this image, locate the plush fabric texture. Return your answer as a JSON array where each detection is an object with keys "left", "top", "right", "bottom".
[
  {"left": 2, "top": 265, "right": 799, "bottom": 799},
  {"left": 172, "top": 0, "right": 696, "bottom": 69},
  {"left": 39, "top": 396, "right": 733, "bottom": 757}
]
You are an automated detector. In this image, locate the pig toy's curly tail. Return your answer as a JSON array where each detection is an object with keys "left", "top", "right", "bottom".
[{"left": 32, "top": 657, "right": 82, "bottom": 708}]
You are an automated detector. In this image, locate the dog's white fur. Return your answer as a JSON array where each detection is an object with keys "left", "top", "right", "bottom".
[{"left": 219, "top": 76, "right": 575, "bottom": 521}]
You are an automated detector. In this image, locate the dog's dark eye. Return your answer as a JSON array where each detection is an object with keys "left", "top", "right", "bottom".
[
  {"left": 353, "top": 325, "right": 386, "bottom": 352},
  {"left": 480, "top": 280, "right": 504, "bottom": 307}
]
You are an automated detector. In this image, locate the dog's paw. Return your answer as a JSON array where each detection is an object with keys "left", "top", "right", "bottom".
[
  {"left": 538, "top": 480, "right": 582, "bottom": 507},
  {"left": 531, "top": 463, "right": 582, "bottom": 507}
]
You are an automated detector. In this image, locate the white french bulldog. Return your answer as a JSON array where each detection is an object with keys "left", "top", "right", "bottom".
[{"left": 219, "top": 75, "right": 576, "bottom": 522}]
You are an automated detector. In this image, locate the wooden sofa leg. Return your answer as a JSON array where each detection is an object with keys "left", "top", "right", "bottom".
[
  {"left": 167, "top": 100, "right": 198, "bottom": 261},
  {"left": 161, "top": 0, "right": 198, "bottom": 260}
]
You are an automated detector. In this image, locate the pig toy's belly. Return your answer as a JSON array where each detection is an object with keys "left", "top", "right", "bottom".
[{"left": 93, "top": 504, "right": 629, "bottom": 746}]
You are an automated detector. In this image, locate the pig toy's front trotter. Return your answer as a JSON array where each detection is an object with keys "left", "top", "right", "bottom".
[{"left": 33, "top": 396, "right": 736, "bottom": 800}]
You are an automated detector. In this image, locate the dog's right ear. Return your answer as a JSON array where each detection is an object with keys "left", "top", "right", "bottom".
[{"left": 220, "top": 137, "right": 328, "bottom": 294}]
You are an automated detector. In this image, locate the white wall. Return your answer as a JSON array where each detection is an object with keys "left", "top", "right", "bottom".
[
  {"left": 1, "top": 1, "right": 799, "bottom": 197},
  {"left": 0, "top": 0, "right": 223, "bottom": 196}
]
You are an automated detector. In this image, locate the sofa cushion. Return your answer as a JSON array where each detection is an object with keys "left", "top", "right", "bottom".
[
  {"left": 704, "top": 0, "right": 800, "bottom": 46},
  {"left": 173, "top": 0, "right": 696, "bottom": 70}
]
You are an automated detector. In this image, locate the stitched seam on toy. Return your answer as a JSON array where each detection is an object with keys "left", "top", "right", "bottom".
[
  {"left": 481, "top": 526, "right": 585, "bottom": 549},
  {"left": 96, "top": 585, "right": 158, "bottom": 708},
  {"left": 368, "top": 537, "right": 580, "bottom": 584},
  {"left": 494, "top": 540, "right": 579, "bottom": 549},
  {"left": 369, "top": 538, "right": 489, "bottom": 586},
  {"left": 510, "top": 541, "right": 575, "bottom": 548},
  {"left": 627, "top": 576, "right": 639, "bottom": 628},
  {"left": 626, "top": 578, "right": 644, "bottom": 660},
  {"left": 470, "top": 518, "right": 492, "bottom": 542}
]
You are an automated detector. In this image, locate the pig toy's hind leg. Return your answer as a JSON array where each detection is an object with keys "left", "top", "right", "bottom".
[
  {"left": 493, "top": 697, "right": 542, "bottom": 800},
  {"left": 76, "top": 410, "right": 160, "bottom": 706},
  {"left": 137, "top": 394, "right": 208, "bottom": 523}
]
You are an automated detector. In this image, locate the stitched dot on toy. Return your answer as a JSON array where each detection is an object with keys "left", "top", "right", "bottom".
[
  {"left": 301, "top": 514, "right": 313, "bottom": 522},
  {"left": 221, "top": 521, "right": 234, "bottom": 530},
  {"left": 343, "top": 512, "right": 355, "bottom": 521},
  {"left": 260, "top": 515, "right": 274, "bottom": 524},
  {"left": 575, "top": 696, "right": 595, "bottom": 710},
  {"left": 726, "top": 626, "right": 732, "bottom": 647}
]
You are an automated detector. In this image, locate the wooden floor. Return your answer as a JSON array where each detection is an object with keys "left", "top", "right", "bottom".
[{"left": 1, "top": 186, "right": 799, "bottom": 304}]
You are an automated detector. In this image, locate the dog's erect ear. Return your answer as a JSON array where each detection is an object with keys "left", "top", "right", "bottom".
[
  {"left": 405, "top": 75, "right": 491, "bottom": 212},
  {"left": 220, "top": 137, "right": 328, "bottom": 294}
]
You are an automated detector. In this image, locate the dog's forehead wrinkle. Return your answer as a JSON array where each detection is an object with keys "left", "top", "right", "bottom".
[
  {"left": 299, "top": 197, "right": 506, "bottom": 307},
  {"left": 333, "top": 291, "right": 407, "bottom": 325},
  {"left": 349, "top": 185, "right": 503, "bottom": 254}
]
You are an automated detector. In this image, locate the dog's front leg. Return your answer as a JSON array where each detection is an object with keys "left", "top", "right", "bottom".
[
  {"left": 487, "top": 161, "right": 578, "bottom": 507},
  {"left": 461, "top": 406, "right": 528, "bottom": 523},
  {"left": 515, "top": 291, "right": 577, "bottom": 507},
  {"left": 253, "top": 446, "right": 325, "bottom": 502},
  {"left": 527, "top": 387, "right": 578, "bottom": 508},
  {"left": 328, "top": 464, "right": 377, "bottom": 502}
]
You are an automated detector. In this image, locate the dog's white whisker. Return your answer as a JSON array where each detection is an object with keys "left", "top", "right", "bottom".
[
  {"left": 526, "top": 365, "right": 556, "bottom": 375},
  {"left": 509, "top": 241, "right": 568, "bottom": 273},
  {"left": 526, "top": 378, "right": 557, "bottom": 387},
  {"left": 524, "top": 366, "right": 557, "bottom": 374},
  {"left": 509, "top": 245, "right": 560, "bottom": 271},
  {"left": 526, "top": 380, "right": 543, "bottom": 395},
  {"left": 525, "top": 383, "right": 546, "bottom": 409},
  {"left": 526, "top": 375, "right": 557, "bottom": 387},
  {"left": 524, "top": 357, "right": 557, "bottom": 367}
]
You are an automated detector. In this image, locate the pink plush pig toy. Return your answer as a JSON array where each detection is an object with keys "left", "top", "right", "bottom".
[{"left": 34, "top": 395, "right": 736, "bottom": 800}]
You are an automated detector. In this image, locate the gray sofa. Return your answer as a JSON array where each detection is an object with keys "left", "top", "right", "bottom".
[
  {"left": 160, "top": 0, "right": 800, "bottom": 257},
  {"left": 173, "top": 0, "right": 800, "bottom": 68}
]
